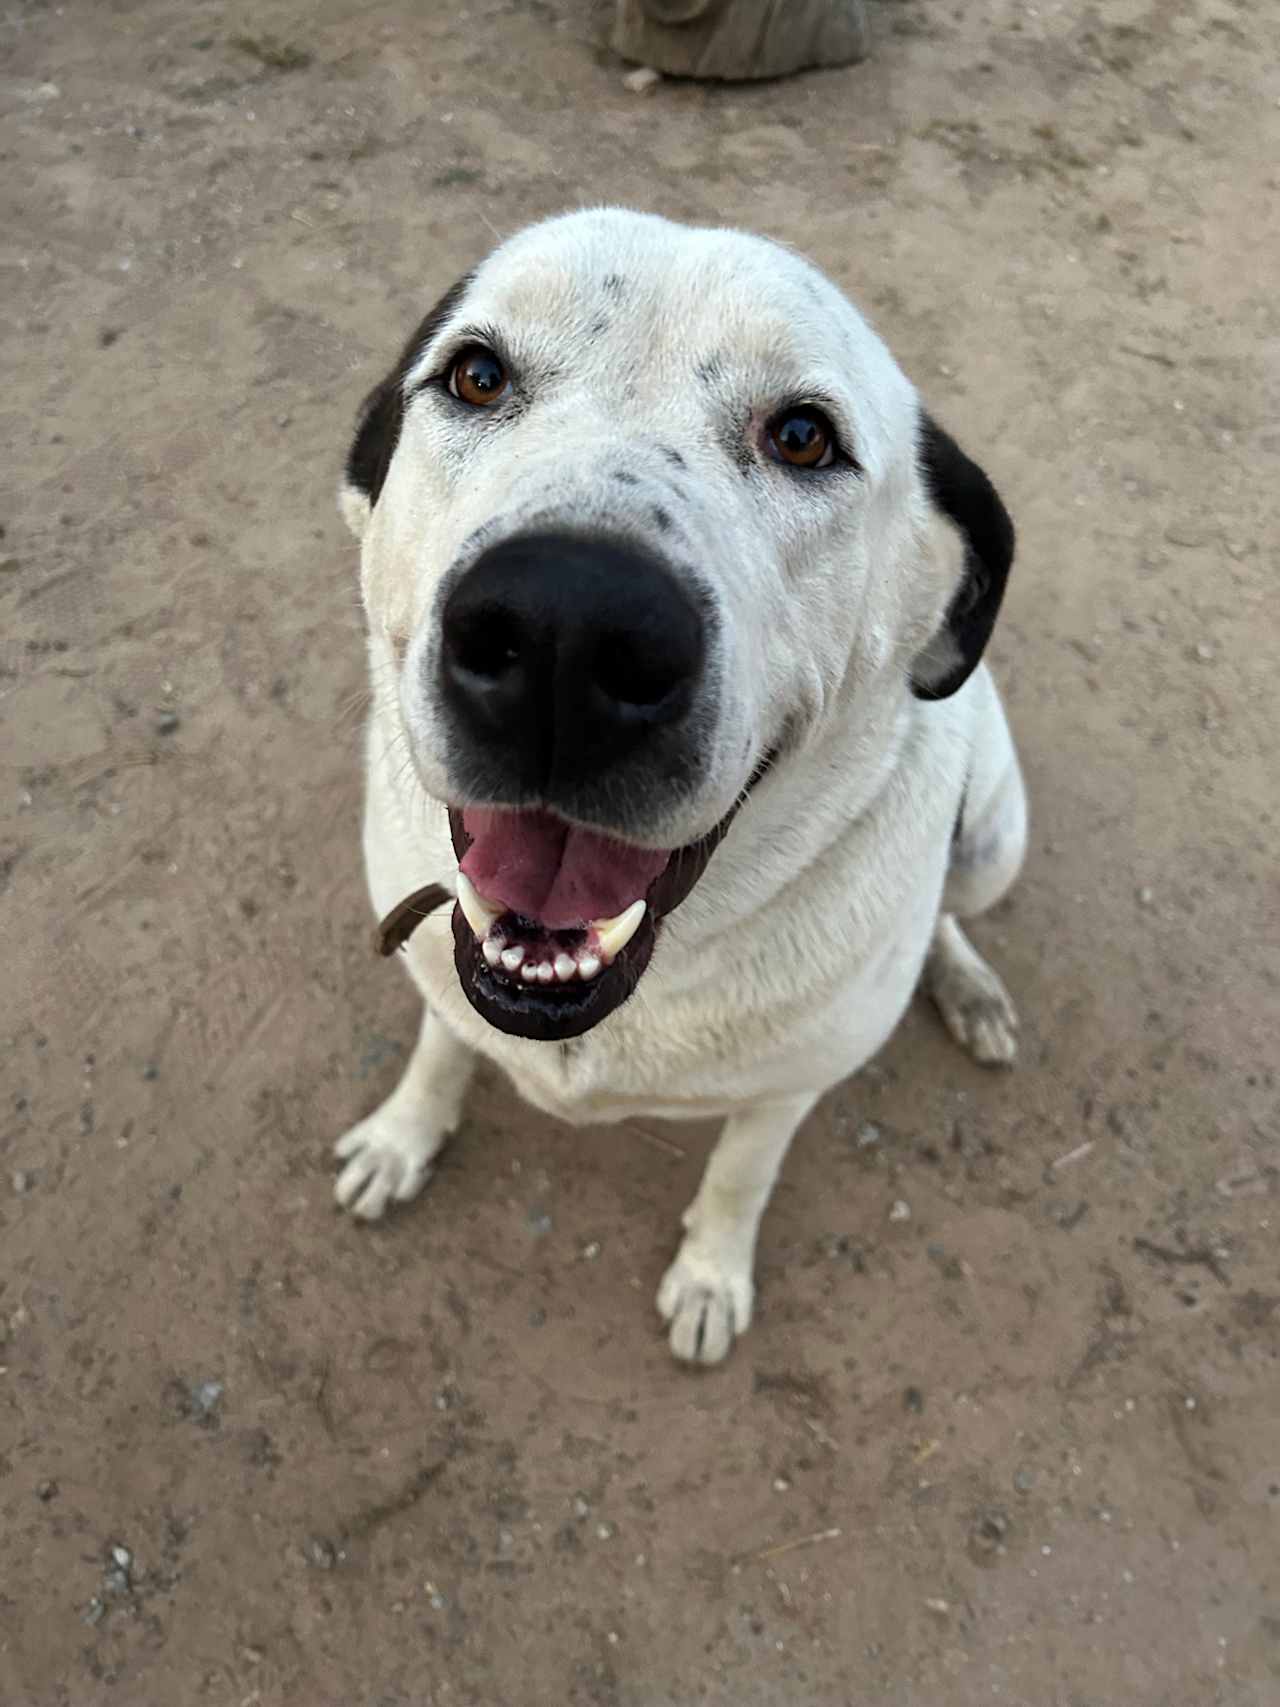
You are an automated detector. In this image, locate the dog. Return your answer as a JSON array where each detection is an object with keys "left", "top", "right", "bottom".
[{"left": 333, "top": 208, "right": 1026, "bottom": 1364}]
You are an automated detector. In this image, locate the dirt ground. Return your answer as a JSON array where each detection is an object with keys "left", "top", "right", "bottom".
[{"left": 3, "top": 0, "right": 1278, "bottom": 1702}]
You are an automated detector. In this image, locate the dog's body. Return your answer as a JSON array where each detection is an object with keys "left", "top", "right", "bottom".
[{"left": 335, "top": 209, "right": 1026, "bottom": 1362}]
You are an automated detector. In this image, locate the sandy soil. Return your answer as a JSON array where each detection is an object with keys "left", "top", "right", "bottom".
[{"left": 3, "top": 1, "right": 1278, "bottom": 1702}]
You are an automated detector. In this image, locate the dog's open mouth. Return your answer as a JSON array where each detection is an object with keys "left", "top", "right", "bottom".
[
  {"left": 445, "top": 805, "right": 732, "bottom": 1042},
  {"left": 373, "top": 760, "right": 774, "bottom": 1043}
]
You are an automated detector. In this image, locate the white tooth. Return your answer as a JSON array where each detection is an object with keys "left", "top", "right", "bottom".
[
  {"left": 521, "top": 962, "right": 539, "bottom": 983},
  {"left": 593, "top": 898, "right": 646, "bottom": 962},
  {"left": 554, "top": 953, "right": 577, "bottom": 982},
  {"left": 501, "top": 945, "right": 526, "bottom": 973},
  {"left": 536, "top": 960, "right": 555, "bottom": 984},
  {"left": 482, "top": 938, "right": 502, "bottom": 968},
  {"left": 456, "top": 871, "right": 502, "bottom": 941},
  {"left": 577, "top": 953, "right": 601, "bottom": 981}
]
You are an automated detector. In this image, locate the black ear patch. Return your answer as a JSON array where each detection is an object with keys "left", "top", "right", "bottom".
[
  {"left": 344, "top": 274, "right": 473, "bottom": 510},
  {"left": 911, "top": 413, "right": 1015, "bottom": 701}
]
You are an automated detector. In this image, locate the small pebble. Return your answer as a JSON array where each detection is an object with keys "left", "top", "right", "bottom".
[
  {"left": 11, "top": 1169, "right": 32, "bottom": 1195},
  {"left": 856, "top": 1121, "right": 882, "bottom": 1148},
  {"left": 1137, "top": 886, "right": 1154, "bottom": 907},
  {"left": 192, "top": 1379, "right": 224, "bottom": 1418},
  {"left": 970, "top": 1508, "right": 1010, "bottom": 1561},
  {"left": 1194, "top": 642, "right": 1214, "bottom": 662},
  {"left": 573, "top": 1495, "right": 591, "bottom": 1519},
  {"left": 889, "top": 1199, "right": 911, "bottom": 1223},
  {"left": 155, "top": 710, "right": 181, "bottom": 736},
  {"left": 36, "top": 1479, "right": 58, "bottom": 1502},
  {"left": 596, "top": 1521, "right": 615, "bottom": 1541},
  {"left": 773, "top": 1476, "right": 791, "bottom": 1493},
  {"left": 581, "top": 1240, "right": 601, "bottom": 1260},
  {"left": 83, "top": 1596, "right": 106, "bottom": 1626},
  {"left": 142, "top": 1063, "right": 159, "bottom": 1081},
  {"left": 110, "top": 1544, "right": 132, "bottom": 1570},
  {"left": 1014, "top": 1468, "right": 1035, "bottom": 1494},
  {"left": 306, "top": 1536, "right": 336, "bottom": 1570},
  {"left": 924, "top": 1597, "right": 951, "bottom": 1616},
  {"left": 622, "top": 66, "right": 661, "bottom": 94}
]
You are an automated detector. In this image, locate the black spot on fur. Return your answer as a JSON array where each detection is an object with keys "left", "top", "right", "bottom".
[
  {"left": 660, "top": 447, "right": 686, "bottom": 469},
  {"left": 589, "top": 316, "right": 609, "bottom": 337},
  {"left": 696, "top": 356, "right": 726, "bottom": 386},
  {"left": 612, "top": 470, "right": 640, "bottom": 487},
  {"left": 345, "top": 274, "right": 472, "bottom": 508},
  {"left": 911, "top": 413, "right": 1015, "bottom": 702},
  {"left": 652, "top": 506, "right": 672, "bottom": 533},
  {"left": 602, "top": 273, "right": 627, "bottom": 298}
]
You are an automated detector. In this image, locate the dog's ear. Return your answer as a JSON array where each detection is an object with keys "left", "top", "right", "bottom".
[
  {"left": 340, "top": 275, "right": 472, "bottom": 541},
  {"left": 910, "top": 413, "right": 1015, "bottom": 701}
]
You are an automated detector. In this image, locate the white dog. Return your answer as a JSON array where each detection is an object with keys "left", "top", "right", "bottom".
[{"left": 334, "top": 209, "right": 1026, "bottom": 1364}]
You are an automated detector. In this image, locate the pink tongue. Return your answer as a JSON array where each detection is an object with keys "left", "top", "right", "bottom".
[{"left": 460, "top": 809, "right": 671, "bottom": 929}]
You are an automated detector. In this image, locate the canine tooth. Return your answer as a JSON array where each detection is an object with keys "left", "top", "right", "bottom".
[
  {"left": 482, "top": 938, "right": 502, "bottom": 968},
  {"left": 521, "top": 962, "right": 539, "bottom": 983},
  {"left": 501, "top": 945, "right": 525, "bottom": 973},
  {"left": 578, "top": 953, "right": 601, "bottom": 981},
  {"left": 593, "top": 898, "right": 646, "bottom": 962},
  {"left": 554, "top": 953, "right": 577, "bottom": 982},
  {"left": 536, "top": 960, "right": 555, "bottom": 984},
  {"left": 456, "top": 871, "right": 502, "bottom": 940}
]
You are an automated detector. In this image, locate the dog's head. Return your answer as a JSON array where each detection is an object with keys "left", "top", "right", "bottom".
[{"left": 343, "top": 210, "right": 1013, "bottom": 1042}]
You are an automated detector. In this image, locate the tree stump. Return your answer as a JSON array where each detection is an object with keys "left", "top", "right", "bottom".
[{"left": 611, "top": 0, "right": 870, "bottom": 83}]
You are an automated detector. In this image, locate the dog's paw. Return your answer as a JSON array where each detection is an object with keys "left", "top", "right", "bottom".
[
  {"left": 333, "top": 1113, "right": 441, "bottom": 1221},
  {"left": 932, "top": 965, "right": 1018, "bottom": 1066},
  {"left": 927, "top": 921, "right": 1019, "bottom": 1067},
  {"left": 657, "top": 1245, "right": 754, "bottom": 1366}
]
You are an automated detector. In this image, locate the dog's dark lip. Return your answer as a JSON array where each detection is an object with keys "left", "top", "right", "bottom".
[
  {"left": 450, "top": 901, "right": 658, "bottom": 1043},
  {"left": 444, "top": 753, "right": 776, "bottom": 1043}
]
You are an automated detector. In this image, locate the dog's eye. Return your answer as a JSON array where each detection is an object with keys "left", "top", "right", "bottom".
[
  {"left": 449, "top": 346, "right": 510, "bottom": 408},
  {"left": 765, "top": 407, "right": 836, "bottom": 470}
]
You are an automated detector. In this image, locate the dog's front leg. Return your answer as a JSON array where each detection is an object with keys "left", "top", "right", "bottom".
[
  {"left": 334, "top": 1008, "right": 476, "bottom": 1221},
  {"left": 657, "top": 1092, "right": 818, "bottom": 1365}
]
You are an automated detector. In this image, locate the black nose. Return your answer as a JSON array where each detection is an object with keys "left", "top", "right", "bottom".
[{"left": 440, "top": 532, "right": 704, "bottom": 793}]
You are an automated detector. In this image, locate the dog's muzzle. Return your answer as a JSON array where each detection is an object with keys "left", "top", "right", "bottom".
[
  {"left": 438, "top": 528, "right": 706, "bottom": 804},
  {"left": 376, "top": 531, "right": 764, "bottom": 1041}
]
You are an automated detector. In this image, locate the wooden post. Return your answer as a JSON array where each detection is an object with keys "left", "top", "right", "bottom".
[{"left": 611, "top": 0, "right": 870, "bottom": 82}]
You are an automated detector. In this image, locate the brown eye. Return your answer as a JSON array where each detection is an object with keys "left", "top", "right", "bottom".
[
  {"left": 766, "top": 406, "right": 836, "bottom": 469},
  {"left": 449, "top": 346, "right": 510, "bottom": 407}
]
